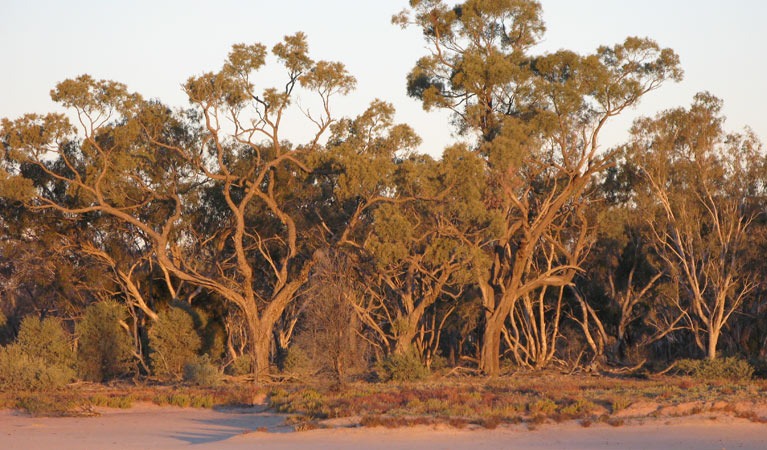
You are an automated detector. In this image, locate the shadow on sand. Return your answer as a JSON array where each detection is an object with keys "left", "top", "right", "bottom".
[{"left": 167, "top": 407, "right": 289, "bottom": 445}]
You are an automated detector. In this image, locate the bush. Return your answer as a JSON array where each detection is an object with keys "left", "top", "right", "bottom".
[
  {"left": 194, "top": 309, "right": 226, "bottom": 363},
  {"left": 375, "top": 350, "right": 429, "bottom": 382},
  {"left": 183, "top": 355, "right": 221, "bottom": 387},
  {"left": 226, "top": 354, "right": 255, "bottom": 376},
  {"left": 0, "top": 345, "right": 74, "bottom": 392},
  {"left": 17, "top": 316, "right": 74, "bottom": 369},
  {"left": 149, "top": 306, "right": 201, "bottom": 380},
  {"left": 675, "top": 357, "right": 754, "bottom": 381},
  {"left": 16, "top": 394, "right": 88, "bottom": 417},
  {"left": 76, "top": 301, "right": 134, "bottom": 381},
  {"left": 282, "top": 346, "right": 313, "bottom": 377}
]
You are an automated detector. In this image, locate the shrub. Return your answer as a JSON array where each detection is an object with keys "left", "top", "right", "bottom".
[
  {"left": 16, "top": 316, "right": 74, "bottom": 369},
  {"left": 528, "top": 398, "right": 558, "bottom": 416},
  {"left": 611, "top": 397, "right": 632, "bottom": 413},
  {"left": 559, "top": 398, "right": 597, "bottom": 418},
  {"left": 226, "top": 354, "right": 255, "bottom": 376},
  {"left": 191, "top": 394, "right": 214, "bottom": 408},
  {"left": 169, "top": 393, "right": 191, "bottom": 407},
  {"left": 429, "top": 353, "right": 449, "bottom": 372},
  {"left": 0, "top": 345, "right": 74, "bottom": 392},
  {"left": 76, "top": 301, "right": 134, "bottom": 381},
  {"left": 89, "top": 394, "right": 133, "bottom": 409},
  {"left": 149, "top": 306, "right": 201, "bottom": 380},
  {"left": 183, "top": 355, "right": 221, "bottom": 387},
  {"left": 16, "top": 394, "right": 88, "bottom": 417},
  {"left": 675, "top": 357, "right": 754, "bottom": 381},
  {"left": 282, "top": 346, "right": 313, "bottom": 377},
  {"left": 375, "top": 350, "right": 429, "bottom": 382}
]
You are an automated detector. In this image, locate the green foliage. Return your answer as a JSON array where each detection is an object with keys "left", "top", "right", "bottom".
[
  {"left": 675, "top": 358, "right": 754, "bottom": 381},
  {"left": 375, "top": 351, "right": 429, "bottom": 382},
  {"left": 15, "top": 394, "right": 88, "bottom": 417},
  {"left": 169, "top": 393, "right": 191, "bottom": 408},
  {"left": 0, "top": 345, "right": 74, "bottom": 392},
  {"left": 183, "top": 355, "right": 221, "bottom": 387},
  {"left": 559, "top": 398, "right": 597, "bottom": 418},
  {"left": 76, "top": 301, "right": 134, "bottom": 382},
  {"left": 528, "top": 398, "right": 558, "bottom": 416},
  {"left": 89, "top": 394, "right": 133, "bottom": 409},
  {"left": 149, "top": 306, "right": 202, "bottom": 380},
  {"left": 282, "top": 346, "right": 312, "bottom": 377},
  {"left": 226, "top": 354, "right": 255, "bottom": 376},
  {"left": 16, "top": 316, "right": 74, "bottom": 369},
  {"left": 611, "top": 397, "right": 632, "bottom": 413},
  {"left": 195, "top": 309, "right": 226, "bottom": 363},
  {"left": 270, "top": 388, "right": 330, "bottom": 418}
]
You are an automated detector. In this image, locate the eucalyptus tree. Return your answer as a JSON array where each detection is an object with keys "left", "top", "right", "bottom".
[
  {"left": 352, "top": 144, "right": 491, "bottom": 357},
  {"left": 308, "top": 99, "right": 459, "bottom": 357},
  {"left": 0, "top": 33, "right": 390, "bottom": 379},
  {"left": 396, "top": 0, "right": 683, "bottom": 374},
  {"left": 631, "top": 93, "right": 766, "bottom": 360},
  {"left": 571, "top": 182, "right": 684, "bottom": 365},
  {"left": 0, "top": 154, "right": 115, "bottom": 324}
]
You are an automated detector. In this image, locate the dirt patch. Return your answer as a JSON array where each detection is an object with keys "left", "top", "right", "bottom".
[{"left": 613, "top": 401, "right": 660, "bottom": 418}]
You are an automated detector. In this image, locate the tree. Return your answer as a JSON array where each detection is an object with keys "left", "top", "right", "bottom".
[
  {"left": 632, "top": 93, "right": 765, "bottom": 360},
  {"left": 396, "top": 0, "right": 682, "bottom": 374},
  {"left": 1, "top": 33, "right": 423, "bottom": 380},
  {"left": 291, "top": 250, "right": 370, "bottom": 385},
  {"left": 350, "top": 146, "right": 484, "bottom": 357}
]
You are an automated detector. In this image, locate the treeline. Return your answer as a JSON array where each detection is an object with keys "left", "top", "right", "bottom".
[{"left": 1, "top": 1, "right": 765, "bottom": 385}]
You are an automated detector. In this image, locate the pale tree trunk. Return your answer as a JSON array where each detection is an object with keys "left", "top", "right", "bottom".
[
  {"left": 481, "top": 316, "right": 503, "bottom": 376},
  {"left": 707, "top": 329, "right": 720, "bottom": 360}
]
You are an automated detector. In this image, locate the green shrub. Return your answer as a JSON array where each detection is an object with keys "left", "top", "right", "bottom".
[
  {"left": 183, "top": 355, "right": 221, "bottom": 387},
  {"left": 149, "top": 306, "right": 201, "bottom": 380},
  {"left": 675, "top": 357, "right": 754, "bottom": 381},
  {"left": 190, "top": 394, "right": 214, "bottom": 408},
  {"left": 0, "top": 345, "right": 74, "bottom": 392},
  {"left": 560, "top": 398, "right": 597, "bottom": 418},
  {"left": 17, "top": 316, "right": 74, "bottom": 369},
  {"left": 194, "top": 309, "right": 226, "bottom": 363},
  {"left": 282, "top": 346, "right": 313, "bottom": 377},
  {"left": 528, "top": 398, "right": 558, "bottom": 416},
  {"left": 375, "top": 350, "right": 429, "bottom": 382},
  {"left": 76, "top": 301, "right": 134, "bottom": 381},
  {"left": 429, "top": 353, "right": 449, "bottom": 372},
  {"left": 89, "top": 394, "right": 133, "bottom": 409},
  {"left": 169, "top": 393, "right": 191, "bottom": 407},
  {"left": 226, "top": 354, "right": 255, "bottom": 376},
  {"left": 16, "top": 394, "right": 88, "bottom": 417}
]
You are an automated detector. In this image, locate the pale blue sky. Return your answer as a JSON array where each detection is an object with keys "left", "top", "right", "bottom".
[{"left": 1, "top": 0, "right": 765, "bottom": 156}]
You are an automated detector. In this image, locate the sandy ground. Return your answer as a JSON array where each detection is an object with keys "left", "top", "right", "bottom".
[{"left": 1, "top": 404, "right": 766, "bottom": 449}]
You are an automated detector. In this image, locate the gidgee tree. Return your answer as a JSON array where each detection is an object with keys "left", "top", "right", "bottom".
[{"left": 397, "top": 0, "right": 683, "bottom": 374}]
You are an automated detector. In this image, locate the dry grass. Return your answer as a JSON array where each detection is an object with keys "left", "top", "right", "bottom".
[{"left": 1, "top": 370, "right": 765, "bottom": 425}]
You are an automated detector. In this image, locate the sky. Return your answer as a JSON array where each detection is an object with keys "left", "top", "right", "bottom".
[{"left": 1, "top": 0, "right": 765, "bottom": 157}]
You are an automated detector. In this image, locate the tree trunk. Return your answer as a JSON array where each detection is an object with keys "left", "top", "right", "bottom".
[
  {"left": 393, "top": 314, "right": 420, "bottom": 355},
  {"left": 707, "top": 328, "right": 720, "bottom": 360},
  {"left": 252, "top": 327, "right": 271, "bottom": 380},
  {"left": 242, "top": 306, "right": 272, "bottom": 381},
  {"left": 480, "top": 318, "right": 502, "bottom": 376}
]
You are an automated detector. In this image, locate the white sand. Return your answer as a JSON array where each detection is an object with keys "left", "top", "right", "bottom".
[{"left": 1, "top": 405, "right": 766, "bottom": 449}]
